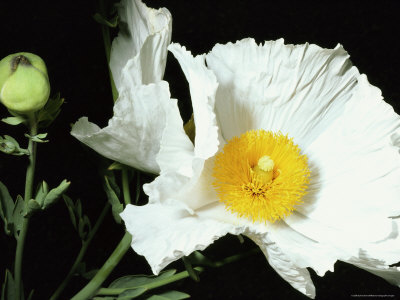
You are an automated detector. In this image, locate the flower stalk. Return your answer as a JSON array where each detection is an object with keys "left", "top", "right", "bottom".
[
  {"left": 71, "top": 231, "right": 132, "bottom": 300},
  {"left": 14, "top": 116, "right": 37, "bottom": 299}
]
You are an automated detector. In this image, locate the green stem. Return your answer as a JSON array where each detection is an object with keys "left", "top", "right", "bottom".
[
  {"left": 14, "top": 118, "right": 37, "bottom": 300},
  {"left": 99, "top": 0, "right": 118, "bottom": 102},
  {"left": 95, "top": 248, "right": 260, "bottom": 296},
  {"left": 49, "top": 202, "right": 111, "bottom": 300},
  {"left": 97, "top": 267, "right": 204, "bottom": 296},
  {"left": 71, "top": 232, "right": 132, "bottom": 300},
  {"left": 122, "top": 168, "right": 131, "bottom": 205}
]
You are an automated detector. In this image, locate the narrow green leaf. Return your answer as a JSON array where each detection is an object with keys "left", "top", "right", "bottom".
[
  {"left": 103, "top": 176, "right": 123, "bottom": 224},
  {"left": 34, "top": 181, "right": 49, "bottom": 206},
  {"left": 109, "top": 269, "right": 176, "bottom": 289},
  {"left": 78, "top": 215, "right": 91, "bottom": 241},
  {"left": 37, "top": 93, "right": 64, "bottom": 128},
  {"left": 4, "top": 135, "right": 18, "bottom": 145},
  {"left": 134, "top": 172, "right": 140, "bottom": 205},
  {"left": 1, "top": 116, "right": 26, "bottom": 125},
  {"left": 108, "top": 161, "right": 124, "bottom": 170},
  {"left": 25, "top": 199, "right": 41, "bottom": 217},
  {"left": 36, "top": 133, "right": 48, "bottom": 139},
  {"left": 42, "top": 179, "right": 70, "bottom": 209},
  {"left": 0, "top": 181, "right": 14, "bottom": 236},
  {"left": 24, "top": 133, "right": 49, "bottom": 143},
  {"left": 63, "top": 195, "right": 77, "bottom": 230},
  {"left": 117, "top": 287, "right": 147, "bottom": 299},
  {"left": 147, "top": 290, "right": 190, "bottom": 300},
  {"left": 182, "top": 257, "right": 199, "bottom": 282},
  {"left": 187, "top": 251, "right": 215, "bottom": 267},
  {"left": 75, "top": 198, "right": 83, "bottom": 219},
  {"left": 1, "top": 269, "right": 15, "bottom": 300},
  {"left": 12, "top": 195, "right": 25, "bottom": 238},
  {"left": 26, "top": 289, "right": 34, "bottom": 300}
]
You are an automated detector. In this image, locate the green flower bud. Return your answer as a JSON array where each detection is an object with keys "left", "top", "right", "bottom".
[{"left": 0, "top": 52, "right": 50, "bottom": 114}]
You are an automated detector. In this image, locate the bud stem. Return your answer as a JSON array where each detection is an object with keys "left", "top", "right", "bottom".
[
  {"left": 71, "top": 232, "right": 132, "bottom": 300},
  {"left": 14, "top": 116, "right": 37, "bottom": 299}
]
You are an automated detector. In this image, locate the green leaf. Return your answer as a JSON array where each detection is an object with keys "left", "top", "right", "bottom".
[
  {"left": 146, "top": 291, "right": 190, "bottom": 300},
  {"left": 117, "top": 287, "right": 147, "bottom": 299},
  {"left": 63, "top": 195, "right": 77, "bottom": 230},
  {"left": 108, "top": 161, "right": 124, "bottom": 170},
  {"left": 78, "top": 215, "right": 91, "bottom": 241},
  {"left": 109, "top": 269, "right": 176, "bottom": 289},
  {"left": 34, "top": 181, "right": 49, "bottom": 206},
  {"left": 0, "top": 181, "right": 14, "bottom": 236},
  {"left": 42, "top": 179, "right": 70, "bottom": 209},
  {"left": 103, "top": 176, "right": 122, "bottom": 224},
  {"left": 182, "top": 257, "right": 199, "bottom": 282},
  {"left": 24, "top": 133, "right": 49, "bottom": 143},
  {"left": 0, "top": 135, "right": 29, "bottom": 156},
  {"left": 1, "top": 116, "right": 26, "bottom": 125},
  {"left": 187, "top": 251, "right": 215, "bottom": 267},
  {"left": 25, "top": 199, "right": 41, "bottom": 217},
  {"left": 12, "top": 195, "right": 25, "bottom": 238},
  {"left": 26, "top": 289, "right": 34, "bottom": 300},
  {"left": 134, "top": 172, "right": 140, "bottom": 205},
  {"left": 37, "top": 93, "right": 64, "bottom": 128},
  {"left": 1, "top": 269, "right": 15, "bottom": 300}
]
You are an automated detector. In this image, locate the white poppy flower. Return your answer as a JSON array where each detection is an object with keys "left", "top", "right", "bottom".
[
  {"left": 120, "top": 39, "right": 400, "bottom": 298},
  {"left": 71, "top": 0, "right": 173, "bottom": 173}
]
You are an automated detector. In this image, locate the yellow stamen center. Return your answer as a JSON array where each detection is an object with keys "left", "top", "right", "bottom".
[{"left": 212, "top": 130, "right": 310, "bottom": 223}]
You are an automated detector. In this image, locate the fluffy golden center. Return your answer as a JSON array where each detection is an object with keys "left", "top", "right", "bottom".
[{"left": 212, "top": 130, "right": 310, "bottom": 223}]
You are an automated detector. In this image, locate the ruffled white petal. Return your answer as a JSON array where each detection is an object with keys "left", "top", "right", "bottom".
[
  {"left": 248, "top": 233, "right": 316, "bottom": 298},
  {"left": 72, "top": 0, "right": 175, "bottom": 173},
  {"left": 144, "top": 43, "right": 220, "bottom": 209},
  {"left": 206, "top": 38, "right": 358, "bottom": 150},
  {"left": 120, "top": 203, "right": 241, "bottom": 274},
  {"left": 286, "top": 76, "right": 400, "bottom": 253},
  {"left": 110, "top": 0, "right": 171, "bottom": 89},
  {"left": 168, "top": 43, "right": 220, "bottom": 160},
  {"left": 72, "top": 81, "right": 176, "bottom": 173}
]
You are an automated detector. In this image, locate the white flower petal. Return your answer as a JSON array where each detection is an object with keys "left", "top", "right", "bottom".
[
  {"left": 347, "top": 248, "right": 400, "bottom": 287},
  {"left": 72, "top": 81, "right": 177, "bottom": 173},
  {"left": 73, "top": 0, "right": 174, "bottom": 173},
  {"left": 144, "top": 43, "right": 221, "bottom": 209},
  {"left": 110, "top": 0, "right": 171, "bottom": 89},
  {"left": 267, "top": 220, "right": 340, "bottom": 277},
  {"left": 293, "top": 75, "right": 400, "bottom": 236},
  {"left": 249, "top": 233, "right": 316, "bottom": 298},
  {"left": 206, "top": 38, "right": 359, "bottom": 150},
  {"left": 168, "top": 43, "right": 220, "bottom": 161},
  {"left": 120, "top": 203, "right": 241, "bottom": 274}
]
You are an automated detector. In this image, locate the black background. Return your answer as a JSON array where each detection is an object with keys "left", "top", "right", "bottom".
[{"left": 1, "top": 1, "right": 400, "bottom": 299}]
